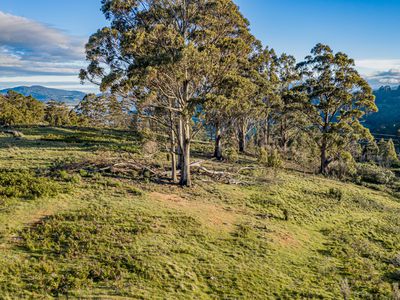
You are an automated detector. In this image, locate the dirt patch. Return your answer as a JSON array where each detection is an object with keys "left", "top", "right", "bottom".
[
  {"left": 272, "top": 230, "right": 301, "bottom": 248},
  {"left": 150, "top": 192, "right": 239, "bottom": 232}
]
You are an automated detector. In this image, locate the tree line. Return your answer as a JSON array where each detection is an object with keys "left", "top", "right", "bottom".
[
  {"left": 76, "top": 0, "right": 386, "bottom": 187},
  {"left": 0, "top": 91, "right": 132, "bottom": 128}
]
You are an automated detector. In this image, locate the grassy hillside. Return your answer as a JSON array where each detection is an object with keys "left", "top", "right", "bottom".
[{"left": 0, "top": 127, "right": 399, "bottom": 299}]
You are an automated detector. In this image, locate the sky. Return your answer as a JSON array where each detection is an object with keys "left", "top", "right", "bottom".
[{"left": 0, "top": 0, "right": 399, "bottom": 92}]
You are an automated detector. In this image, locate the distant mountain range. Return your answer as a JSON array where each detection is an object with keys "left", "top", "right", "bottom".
[
  {"left": 364, "top": 86, "right": 400, "bottom": 136},
  {"left": 0, "top": 85, "right": 86, "bottom": 105}
]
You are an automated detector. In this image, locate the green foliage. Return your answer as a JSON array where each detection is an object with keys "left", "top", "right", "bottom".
[
  {"left": 329, "top": 151, "right": 357, "bottom": 179},
  {"left": 0, "top": 170, "right": 61, "bottom": 199},
  {"left": 45, "top": 101, "right": 77, "bottom": 126},
  {"left": 298, "top": 43, "right": 377, "bottom": 174},
  {"left": 75, "top": 94, "right": 130, "bottom": 128},
  {"left": 224, "top": 146, "right": 239, "bottom": 162},
  {"left": 378, "top": 138, "right": 398, "bottom": 167},
  {"left": 327, "top": 187, "right": 344, "bottom": 201},
  {"left": 57, "top": 170, "right": 81, "bottom": 184},
  {"left": 126, "top": 186, "right": 144, "bottom": 196},
  {"left": 257, "top": 147, "right": 268, "bottom": 165},
  {"left": 0, "top": 91, "right": 45, "bottom": 125},
  {"left": 357, "top": 163, "right": 395, "bottom": 185},
  {"left": 267, "top": 149, "right": 283, "bottom": 168}
]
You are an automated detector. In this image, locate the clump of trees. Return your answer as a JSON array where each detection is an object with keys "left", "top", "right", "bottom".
[
  {"left": 0, "top": 91, "right": 45, "bottom": 125},
  {"left": 45, "top": 101, "right": 78, "bottom": 126},
  {"left": 75, "top": 94, "right": 131, "bottom": 128},
  {"left": 78, "top": 0, "right": 382, "bottom": 186},
  {"left": 0, "top": 91, "right": 133, "bottom": 129}
]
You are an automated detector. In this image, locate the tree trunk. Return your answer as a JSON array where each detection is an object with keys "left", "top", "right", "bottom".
[
  {"left": 320, "top": 138, "right": 330, "bottom": 174},
  {"left": 238, "top": 120, "right": 246, "bottom": 153},
  {"left": 177, "top": 118, "right": 184, "bottom": 170},
  {"left": 179, "top": 115, "right": 192, "bottom": 187},
  {"left": 170, "top": 127, "right": 178, "bottom": 183},
  {"left": 214, "top": 124, "right": 223, "bottom": 160}
]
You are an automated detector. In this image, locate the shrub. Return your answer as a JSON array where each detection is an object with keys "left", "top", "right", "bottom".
[
  {"left": 79, "top": 169, "right": 90, "bottom": 178},
  {"left": 225, "top": 147, "right": 239, "bottom": 163},
  {"left": 126, "top": 186, "right": 144, "bottom": 196},
  {"left": 70, "top": 174, "right": 82, "bottom": 184},
  {"left": 329, "top": 151, "right": 357, "bottom": 179},
  {"left": 327, "top": 188, "right": 343, "bottom": 201},
  {"left": 267, "top": 149, "right": 283, "bottom": 169},
  {"left": 356, "top": 163, "right": 395, "bottom": 185},
  {"left": 257, "top": 147, "right": 268, "bottom": 165},
  {"left": 0, "top": 170, "right": 61, "bottom": 199},
  {"left": 57, "top": 170, "right": 81, "bottom": 184}
]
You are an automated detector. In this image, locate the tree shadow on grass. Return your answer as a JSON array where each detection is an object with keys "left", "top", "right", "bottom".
[{"left": 0, "top": 125, "right": 143, "bottom": 152}]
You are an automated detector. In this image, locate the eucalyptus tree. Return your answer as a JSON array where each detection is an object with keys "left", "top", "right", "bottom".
[
  {"left": 205, "top": 57, "right": 259, "bottom": 159},
  {"left": 275, "top": 54, "right": 304, "bottom": 152},
  {"left": 297, "top": 44, "right": 377, "bottom": 174},
  {"left": 378, "top": 138, "right": 398, "bottom": 167},
  {"left": 251, "top": 47, "right": 280, "bottom": 149},
  {"left": 80, "top": 0, "right": 254, "bottom": 186},
  {"left": 45, "top": 101, "right": 74, "bottom": 126}
]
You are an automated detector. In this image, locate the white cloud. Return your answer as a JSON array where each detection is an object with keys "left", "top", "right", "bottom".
[
  {"left": 0, "top": 11, "right": 84, "bottom": 61},
  {"left": 355, "top": 59, "right": 400, "bottom": 73},
  {"left": 0, "top": 11, "right": 93, "bottom": 92},
  {"left": 354, "top": 59, "right": 400, "bottom": 88}
]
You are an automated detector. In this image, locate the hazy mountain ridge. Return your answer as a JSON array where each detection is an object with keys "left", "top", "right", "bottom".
[
  {"left": 0, "top": 85, "right": 86, "bottom": 105},
  {"left": 364, "top": 85, "right": 400, "bottom": 135}
]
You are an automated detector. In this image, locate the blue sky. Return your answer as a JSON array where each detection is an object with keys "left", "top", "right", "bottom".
[{"left": 0, "top": 0, "right": 399, "bottom": 92}]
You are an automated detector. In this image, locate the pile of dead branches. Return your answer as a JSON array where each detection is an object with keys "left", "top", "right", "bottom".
[{"left": 50, "top": 156, "right": 257, "bottom": 185}]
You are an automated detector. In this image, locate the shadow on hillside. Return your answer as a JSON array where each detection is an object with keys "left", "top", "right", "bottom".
[{"left": 0, "top": 125, "right": 142, "bottom": 151}]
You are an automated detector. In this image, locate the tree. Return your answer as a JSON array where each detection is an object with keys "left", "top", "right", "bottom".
[
  {"left": 297, "top": 44, "right": 377, "bottom": 174},
  {"left": 75, "top": 94, "right": 130, "bottom": 128},
  {"left": 275, "top": 54, "right": 304, "bottom": 152},
  {"left": 378, "top": 138, "right": 398, "bottom": 167},
  {"left": 80, "top": 0, "right": 255, "bottom": 186},
  {"left": 251, "top": 47, "right": 280, "bottom": 150},
  {"left": 75, "top": 94, "right": 109, "bottom": 127},
  {"left": 45, "top": 101, "right": 74, "bottom": 126},
  {"left": 0, "top": 91, "right": 44, "bottom": 126},
  {"left": 204, "top": 51, "right": 260, "bottom": 159}
]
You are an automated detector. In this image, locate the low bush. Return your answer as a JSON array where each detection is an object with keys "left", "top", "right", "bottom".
[
  {"left": 329, "top": 151, "right": 357, "bottom": 179},
  {"left": 14, "top": 205, "right": 153, "bottom": 296},
  {"left": 57, "top": 170, "right": 81, "bottom": 184},
  {"left": 356, "top": 163, "right": 395, "bottom": 185},
  {"left": 0, "top": 170, "right": 62, "bottom": 199},
  {"left": 327, "top": 188, "right": 343, "bottom": 201},
  {"left": 267, "top": 149, "right": 283, "bottom": 169},
  {"left": 257, "top": 147, "right": 268, "bottom": 165},
  {"left": 225, "top": 147, "right": 239, "bottom": 163}
]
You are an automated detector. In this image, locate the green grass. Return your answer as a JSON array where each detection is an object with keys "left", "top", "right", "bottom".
[{"left": 0, "top": 126, "right": 399, "bottom": 299}]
